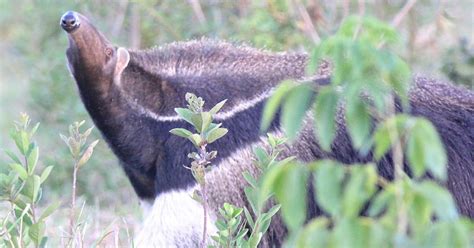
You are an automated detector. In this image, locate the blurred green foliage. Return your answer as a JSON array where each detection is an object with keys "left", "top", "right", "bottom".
[
  {"left": 0, "top": 0, "right": 472, "bottom": 216},
  {"left": 260, "top": 15, "right": 473, "bottom": 247}
]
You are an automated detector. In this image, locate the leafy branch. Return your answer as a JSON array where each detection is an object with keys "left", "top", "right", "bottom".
[
  {"left": 170, "top": 93, "right": 228, "bottom": 248},
  {"left": 60, "top": 121, "right": 99, "bottom": 247},
  {"left": 260, "top": 15, "right": 473, "bottom": 247},
  {"left": 1, "top": 113, "right": 58, "bottom": 247}
]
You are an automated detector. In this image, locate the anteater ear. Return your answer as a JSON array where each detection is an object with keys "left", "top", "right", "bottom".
[{"left": 115, "top": 47, "right": 130, "bottom": 78}]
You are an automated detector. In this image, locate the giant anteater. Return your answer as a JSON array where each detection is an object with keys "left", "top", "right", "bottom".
[{"left": 60, "top": 11, "right": 473, "bottom": 247}]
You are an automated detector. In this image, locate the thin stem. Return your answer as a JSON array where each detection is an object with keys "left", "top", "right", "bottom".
[
  {"left": 226, "top": 218, "right": 232, "bottom": 248},
  {"left": 197, "top": 144, "right": 209, "bottom": 248},
  {"left": 188, "top": 0, "right": 207, "bottom": 25},
  {"left": 391, "top": 0, "right": 418, "bottom": 28},
  {"left": 292, "top": 0, "right": 321, "bottom": 44},
  {"left": 70, "top": 162, "right": 79, "bottom": 245},
  {"left": 200, "top": 181, "right": 208, "bottom": 248},
  {"left": 385, "top": 96, "right": 408, "bottom": 239},
  {"left": 24, "top": 154, "right": 39, "bottom": 248}
]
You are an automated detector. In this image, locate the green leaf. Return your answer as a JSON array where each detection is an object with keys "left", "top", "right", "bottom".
[
  {"left": 368, "top": 187, "right": 395, "bottom": 217},
  {"left": 29, "top": 122, "right": 40, "bottom": 137},
  {"left": 215, "top": 219, "right": 226, "bottom": 230},
  {"left": 306, "top": 47, "right": 322, "bottom": 75},
  {"left": 5, "top": 150, "right": 21, "bottom": 164},
  {"left": 9, "top": 163, "right": 28, "bottom": 180},
  {"left": 253, "top": 146, "right": 268, "bottom": 165},
  {"left": 40, "top": 165, "right": 54, "bottom": 183},
  {"left": 83, "top": 126, "right": 94, "bottom": 138},
  {"left": 59, "top": 133, "right": 68, "bottom": 145},
  {"left": 259, "top": 164, "right": 287, "bottom": 211},
  {"left": 407, "top": 119, "right": 447, "bottom": 180},
  {"left": 27, "top": 145, "right": 39, "bottom": 175},
  {"left": 209, "top": 99, "right": 227, "bottom": 115},
  {"left": 32, "top": 175, "right": 41, "bottom": 202},
  {"left": 244, "top": 207, "right": 255, "bottom": 229},
  {"left": 174, "top": 108, "right": 195, "bottom": 125},
  {"left": 261, "top": 81, "right": 294, "bottom": 132},
  {"left": 29, "top": 221, "right": 45, "bottom": 246},
  {"left": 273, "top": 163, "right": 308, "bottom": 232},
  {"left": 267, "top": 133, "right": 277, "bottom": 148},
  {"left": 67, "top": 138, "right": 80, "bottom": 157},
  {"left": 415, "top": 181, "right": 458, "bottom": 220},
  {"left": 39, "top": 201, "right": 61, "bottom": 221},
  {"left": 22, "top": 175, "right": 41, "bottom": 202},
  {"left": 235, "top": 228, "right": 248, "bottom": 243},
  {"left": 40, "top": 237, "right": 48, "bottom": 248},
  {"left": 19, "top": 130, "right": 30, "bottom": 155},
  {"left": 223, "top": 202, "right": 233, "bottom": 216},
  {"left": 77, "top": 140, "right": 99, "bottom": 168},
  {"left": 220, "top": 229, "right": 229, "bottom": 238},
  {"left": 231, "top": 207, "right": 243, "bottom": 219},
  {"left": 333, "top": 218, "right": 370, "bottom": 248},
  {"left": 342, "top": 165, "right": 377, "bottom": 217},
  {"left": 258, "top": 215, "right": 272, "bottom": 234},
  {"left": 409, "top": 192, "right": 433, "bottom": 237},
  {"left": 373, "top": 123, "right": 391, "bottom": 160},
  {"left": 191, "top": 190, "right": 203, "bottom": 204},
  {"left": 346, "top": 97, "right": 371, "bottom": 149},
  {"left": 243, "top": 171, "right": 258, "bottom": 189},
  {"left": 297, "top": 217, "right": 329, "bottom": 248},
  {"left": 314, "top": 160, "right": 344, "bottom": 217},
  {"left": 314, "top": 87, "right": 339, "bottom": 151},
  {"left": 8, "top": 204, "right": 31, "bottom": 232},
  {"left": 191, "top": 113, "right": 203, "bottom": 132},
  {"left": 207, "top": 128, "right": 228, "bottom": 144},
  {"left": 373, "top": 115, "right": 411, "bottom": 160},
  {"left": 200, "top": 112, "right": 212, "bottom": 133},
  {"left": 10, "top": 130, "right": 29, "bottom": 155},
  {"left": 389, "top": 56, "right": 410, "bottom": 109},
  {"left": 248, "top": 232, "right": 263, "bottom": 248},
  {"left": 204, "top": 123, "right": 222, "bottom": 137},
  {"left": 368, "top": 221, "right": 391, "bottom": 248},
  {"left": 187, "top": 134, "right": 202, "bottom": 147},
  {"left": 263, "top": 204, "right": 281, "bottom": 221},
  {"left": 169, "top": 128, "right": 193, "bottom": 138},
  {"left": 244, "top": 187, "right": 259, "bottom": 214},
  {"left": 273, "top": 156, "right": 296, "bottom": 168},
  {"left": 422, "top": 221, "right": 471, "bottom": 248},
  {"left": 407, "top": 125, "right": 426, "bottom": 178},
  {"left": 281, "top": 84, "right": 313, "bottom": 140}
]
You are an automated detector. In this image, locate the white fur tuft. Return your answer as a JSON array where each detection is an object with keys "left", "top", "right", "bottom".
[{"left": 135, "top": 189, "right": 217, "bottom": 248}]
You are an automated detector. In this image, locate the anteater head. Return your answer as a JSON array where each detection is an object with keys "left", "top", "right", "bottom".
[{"left": 60, "top": 11, "right": 129, "bottom": 93}]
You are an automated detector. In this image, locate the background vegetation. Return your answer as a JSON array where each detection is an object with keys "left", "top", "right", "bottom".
[{"left": 0, "top": 0, "right": 473, "bottom": 246}]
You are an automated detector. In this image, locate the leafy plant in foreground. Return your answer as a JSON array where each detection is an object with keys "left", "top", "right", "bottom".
[
  {"left": 241, "top": 133, "right": 291, "bottom": 247},
  {"left": 212, "top": 133, "right": 292, "bottom": 248},
  {"left": 0, "top": 113, "right": 58, "bottom": 247},
  {"left": 60, "top": 121, "right": 99, "bottom": 247},
  {"left": 170, "top": 93, "right": 228, "bottom": 248},
  {"left": 210, "top": 203, "right": 248, "bottom": 248},
  {"left": 261, "top": 16, "right": 473, "bottom": 247},
  {"left": 171, "top": 94, "right": 291, "bottom": 248}
]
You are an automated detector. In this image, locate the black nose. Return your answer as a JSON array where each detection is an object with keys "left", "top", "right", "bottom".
[{"left": 60, "top": 11, "right": 80, "bottom": 32}]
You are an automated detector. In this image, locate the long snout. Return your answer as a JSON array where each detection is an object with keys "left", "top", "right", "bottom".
[{"left": 60, "top": 11, "right": 80, "bottom": 32}]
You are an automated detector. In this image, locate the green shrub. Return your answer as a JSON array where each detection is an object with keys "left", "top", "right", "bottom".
[
  {"left": 0, "top": 113, "right": 58, "bottom": 247},
  {"left": 261, "top": 16, "right": 473, "bottom": 248}
]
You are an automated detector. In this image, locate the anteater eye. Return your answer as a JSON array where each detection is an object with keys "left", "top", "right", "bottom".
[{"left": 105, "top": 48, "right": 113, "bottom": 56}]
